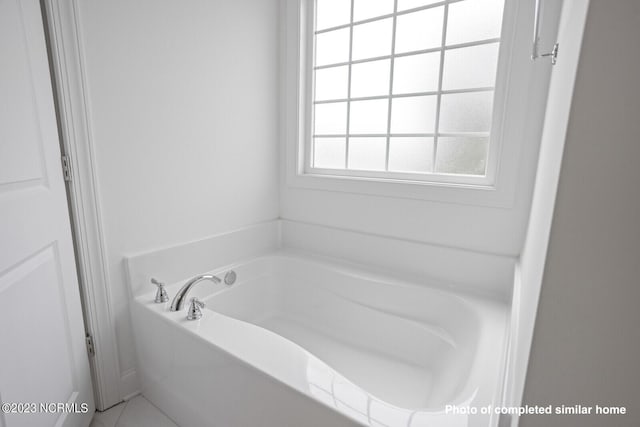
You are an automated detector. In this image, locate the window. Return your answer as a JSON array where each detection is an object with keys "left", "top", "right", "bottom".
[{"left": 308, "top": 0, "right": 506, "bottom": 184}]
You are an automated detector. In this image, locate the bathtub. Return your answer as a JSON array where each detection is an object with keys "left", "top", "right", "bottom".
[{"left": 131, "top": 251, "right": 509, "bottom": 427}]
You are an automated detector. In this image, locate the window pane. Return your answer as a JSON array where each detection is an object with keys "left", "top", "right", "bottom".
[
  {"left": 397, "top": 0, "right": 441, "bottom": 11},
  {"left": 439, "top": 91, "right": 494, "bottom": 132},
  {"left": 316, "top": 28, "right": 350, "bottom": 66},
  {"left": 446, "top": 0, "right": 505, "bottom": 45},
  {"left": 315, "top": 102, "right": 347, "bottom": 134},
  {"left": 315, "top": 66, "right": 349, "bottom": 101},
  {"left": 348, "top": 137, "right": 387, "bottom": 170},
  {"left": 442, "top": 43, "right": 499, "bottom": 90},
  {"left": 310, "top": 0, "right": 506, "bottom": 181},
  {"left": 395, "top": 8, "right": 444, "bottom": 54},
  {"left": 352, "top": 18, "right": 393, "bottom": 60},
  {"left": 351, "top": 59, "right": 390, "bottom": 98},
  {"left": 388, "top": 137, "right": 434, "bottom": 172},
  {"left": 316, "top": 0, "right": 351, "bottom": 31},
  {"left": 390, "top": 96, "right": 437, "bottom": 133},
  {"left": 354, "top": 0, "right": 394, "bottom": 21},
  {"left": 435, "top": 137, "right": 488, "bottom": 175},
  {"left": 350, "top": 99, "right": 388, "bottom": 133},
  {"left": 314, "top": 137, "right": 346, "bottom": 168},
  {"left": 392, "top": 52, "right": 440, "bottom": 94}
]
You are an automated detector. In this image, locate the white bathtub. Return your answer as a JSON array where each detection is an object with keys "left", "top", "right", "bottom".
[{"left": 131, "top": 252, "right": 509, "bottom": 427}]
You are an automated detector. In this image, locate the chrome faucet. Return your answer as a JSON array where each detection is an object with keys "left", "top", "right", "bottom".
[{"left": 169, "top": 274, "right": 221, "bottom": 311}]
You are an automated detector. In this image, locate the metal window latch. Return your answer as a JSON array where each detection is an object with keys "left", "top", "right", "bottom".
[
  {"left": 531, "top": 0, "right": 559, "bottom": 65},
  {"left": 533, "top": 41, "right": 559, "bottom": 65}
]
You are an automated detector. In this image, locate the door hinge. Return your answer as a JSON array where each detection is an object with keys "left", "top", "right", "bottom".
[
  {"left": 85, "top": 333, "right": 95, "bottom": 357},
  {"left": 61, "top": 155, "right": 72, "bottom": 182}
]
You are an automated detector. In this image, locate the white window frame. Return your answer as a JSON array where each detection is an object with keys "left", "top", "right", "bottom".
[
  {"left": 283, "top": 0, "right": 555, "bottom": 208},
  {"left": 308, "top": 1, "right": 502, "bottom": 186}
]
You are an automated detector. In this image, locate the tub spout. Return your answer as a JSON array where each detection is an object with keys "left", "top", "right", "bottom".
[{"left": 170, "top": 274, "right": 221, "bottom": 311}]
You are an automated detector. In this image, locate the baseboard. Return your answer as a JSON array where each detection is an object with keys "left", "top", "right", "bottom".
[{"left": 120, "top": 368, "right": 140, "bottom": 401}]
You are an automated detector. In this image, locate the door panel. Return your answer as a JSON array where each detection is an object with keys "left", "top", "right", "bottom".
[
  {"left": 0, "top": 247, "right": 75, "bottom": 426},
  {"left": 0, "top": 0, "right": 95, "bottom": 426},
  {"left": 0, "top": 0, "right": 46, "bottom": 189}
]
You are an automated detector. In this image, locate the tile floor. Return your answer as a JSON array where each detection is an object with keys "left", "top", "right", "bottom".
[{"left": 89, "top": 395, "right": 177, "bottom": 427}]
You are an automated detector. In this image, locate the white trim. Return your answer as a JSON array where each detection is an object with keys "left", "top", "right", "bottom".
[
  {"left": 315, "top": 0, "right": 470, "bottom": 33},
  {"left": 283, "top": 0, "right": 555, "bottom": 208},
  {"left": 313, "top": 86, "right": 495, "bottom": 103},
  {"left": 433, "top": 1, "right": 450, "bottom": 175},
  {"left": 313, "top": 38, "right": 501, "bottom": 69},
  {"left": 42, "top": 0, "right": 122, "bottom": 410},
  {"left": 504, "top": 2, "right": 591, "bottom": 425},
  {"left": 313, "top": 131, "right": 490, "bottom": 137},
  {"left": 301, "top": 0, "right": 314, "bottom": 179},
  {"left": 344, "top": 0, "right": 354, "bottom": 169},
  {"left": 384, "top": 0, "right": 399, "bottom": 171}
]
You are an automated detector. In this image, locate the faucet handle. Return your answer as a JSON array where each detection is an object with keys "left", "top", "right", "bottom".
[
  {"left": 151, "top": 278, "right": 169, "bottom": 303},
  {"left": 187, "top": 297, "right": 205, "bottom": 321}
]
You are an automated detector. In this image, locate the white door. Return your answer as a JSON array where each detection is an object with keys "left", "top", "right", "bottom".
[{"left": 0, "top": 0, "right": 95, "bottom": 426}]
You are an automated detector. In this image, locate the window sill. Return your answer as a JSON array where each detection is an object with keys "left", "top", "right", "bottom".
[{"left": 286, "top": 169, "right": 516, "bottom": 208}]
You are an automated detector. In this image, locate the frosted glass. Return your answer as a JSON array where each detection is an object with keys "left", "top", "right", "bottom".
[
  {"left": 314, "top": 138, "right": 346, "bottom": 169},
  {"left": 352, "top": 18, "right": 393, "bottom": 60},
  {"left": 316, "top": 28, "right": 350, "bottom": 66},
  {"left": 397, "top": 0, "right": 441, "bottom": 11},
  {"left": 392, "top": 52, "right": 440, "bottom": 94},
  {"left": 315, "top": 66, "right": 349, "bottom": 101},
  {"left": 316, "top": 0, "right": 351, "bottom": 30},
  {"left": 435, "top": 137, "right": 488, "bottom": 175},
  {"left": 314, "top": 102, "right": 347, "bottom": 134},
  {"left": 446, "top": 0, "right": 505, "bottom": 45},
  {"left": 439, "top": 91, "right": 494, "bottom": 132},
  {"left": 351, "top": 59, "right": 390, "bottom": 98},
  {"left": 395, "top": 8, "right": 444, "bottom": 54},
  {"left": 348, "top": 137, "right": 387, "bottom": 170},
  {"left": 354, "top": 0, "right": 394, "bottom": 21},
  {"left": 390, "top": 96, "right": 437, "bottom": 133},
  {"left": 388, "top": 137, "right": 434, "bottom": 172},
  {"left": 350, "top": 99, "right": 389, "bottom": 133},
  {"left": 442, "top": 43, "right": 499, "bottom": 90}
]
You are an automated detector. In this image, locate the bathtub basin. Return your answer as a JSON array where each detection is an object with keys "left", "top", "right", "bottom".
[{"left": 131, "top": 252, "right": 509, "bottom": 427}]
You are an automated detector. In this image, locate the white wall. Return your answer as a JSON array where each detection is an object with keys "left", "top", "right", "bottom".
[
  {"left": 520, "top": 1, "right": 640, "bottom": 425},
  {"left": 75, "top": 0, "right": 280, "bottom": 400}
]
